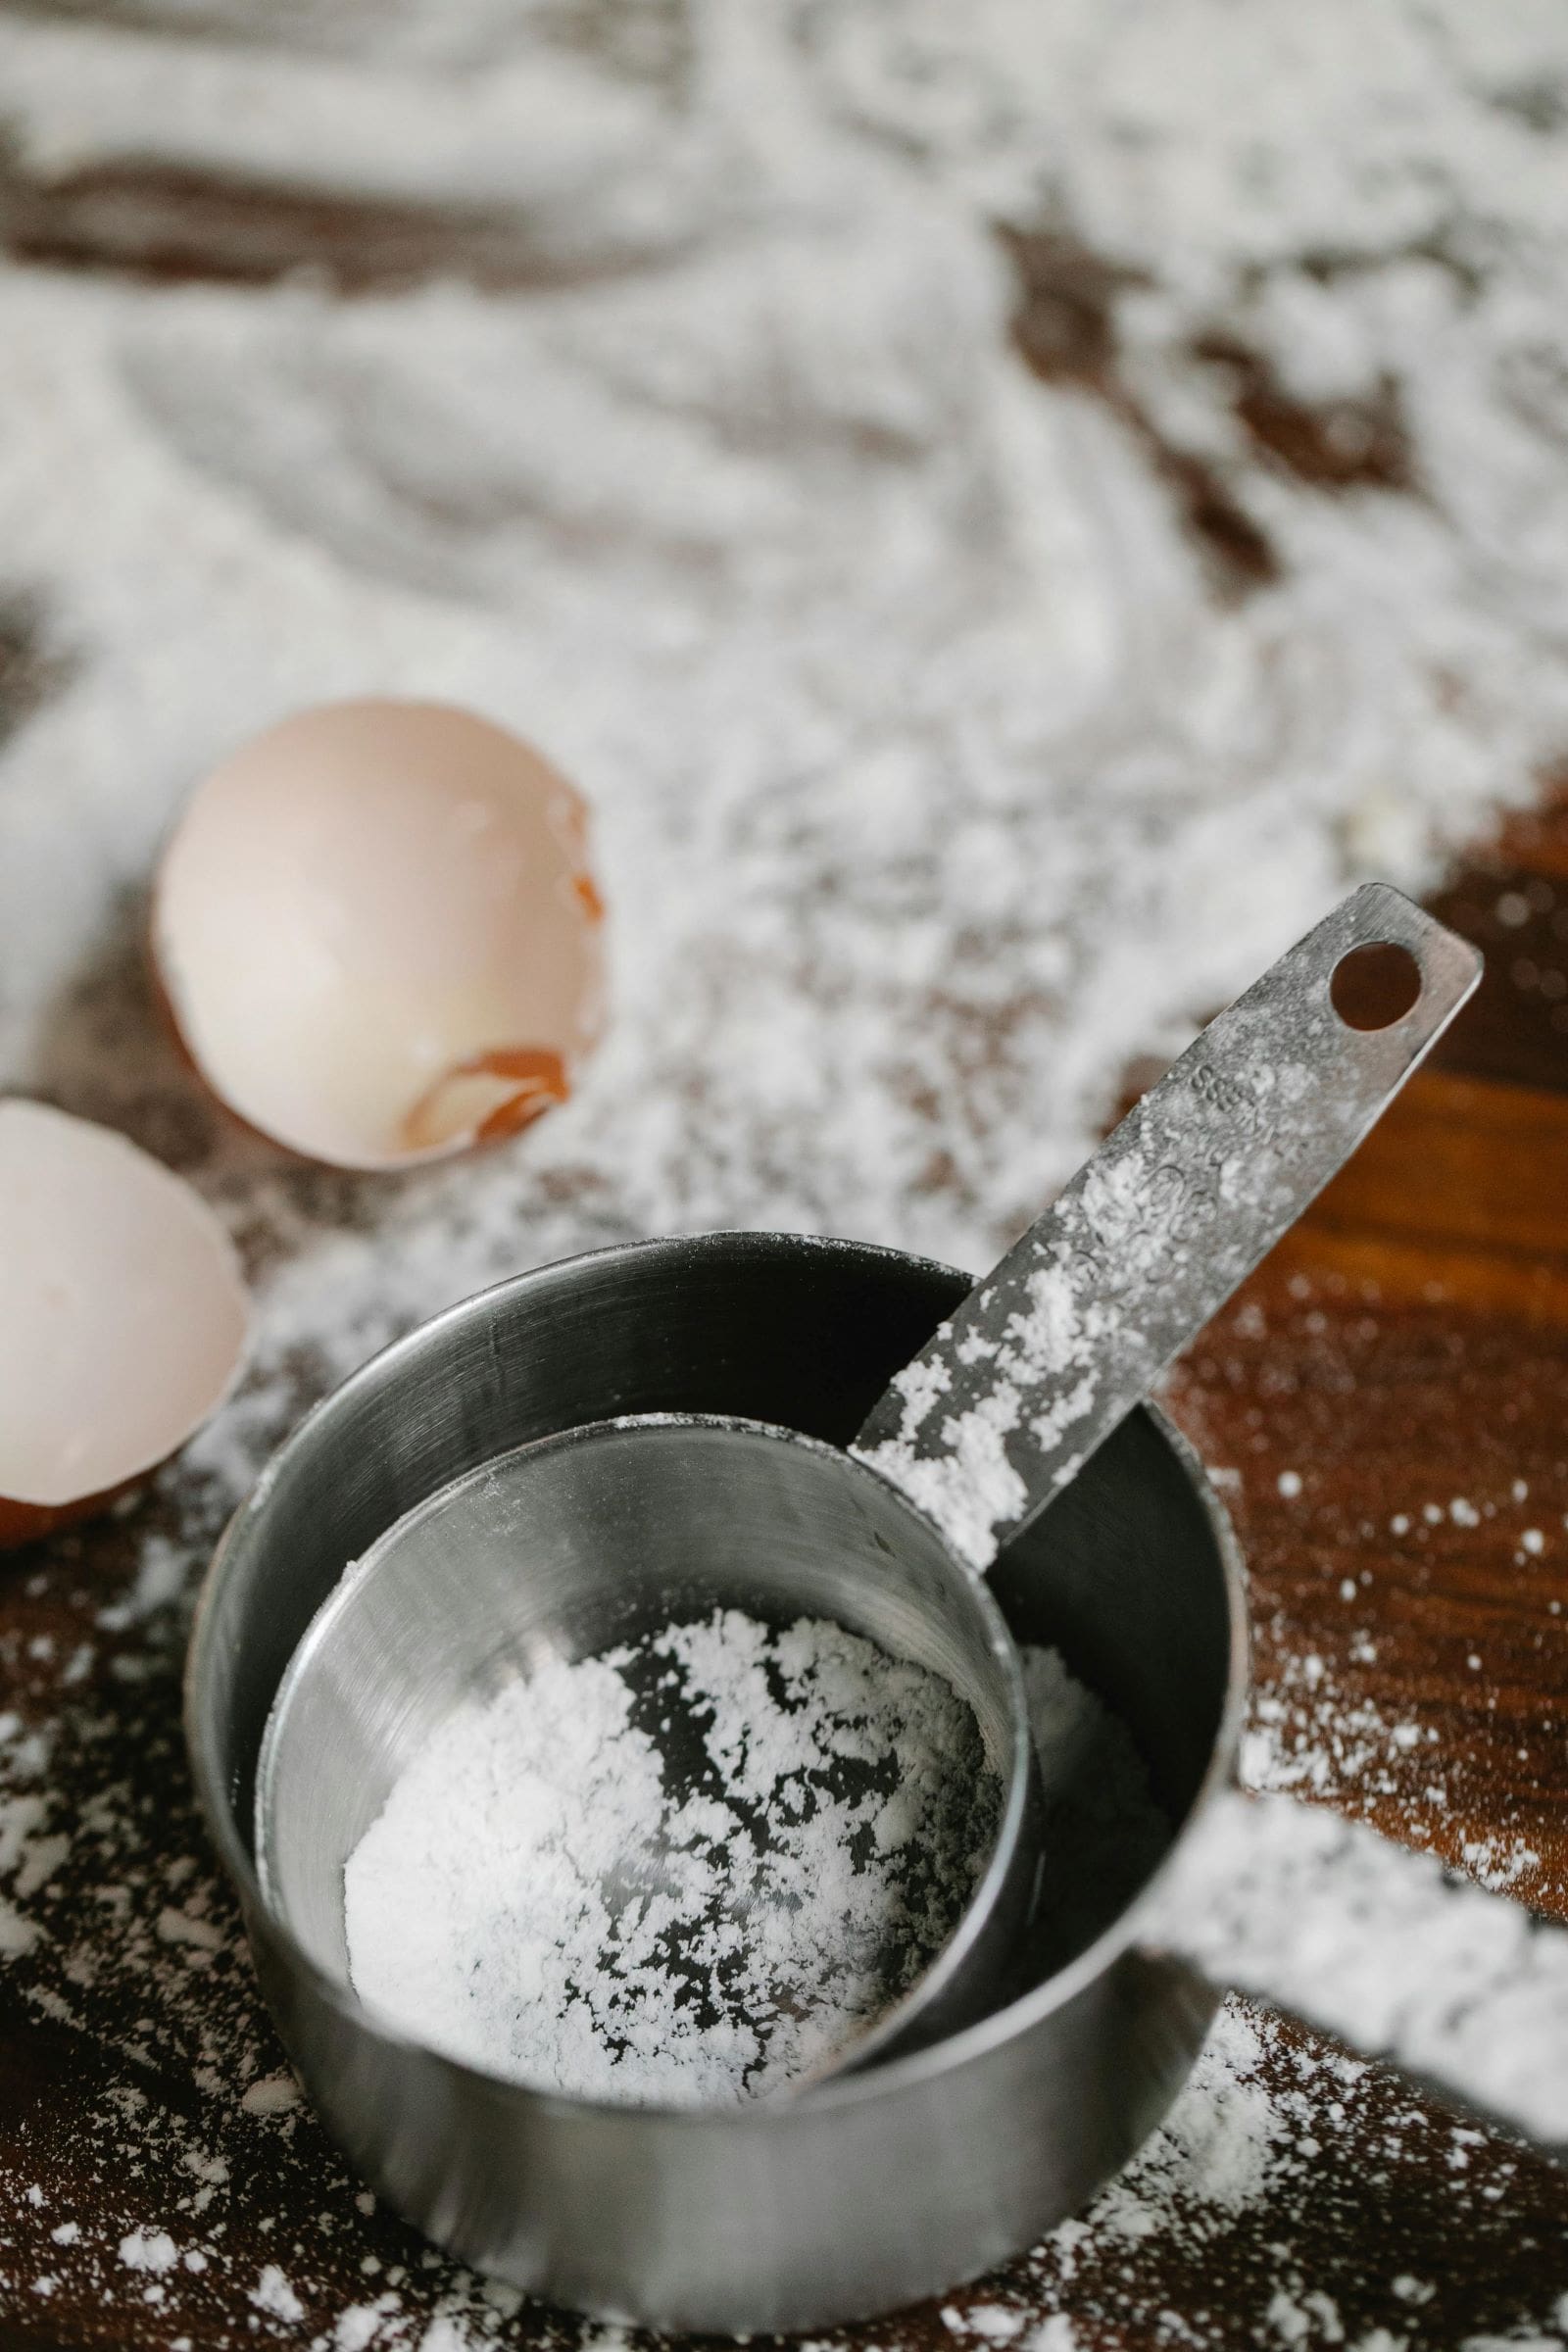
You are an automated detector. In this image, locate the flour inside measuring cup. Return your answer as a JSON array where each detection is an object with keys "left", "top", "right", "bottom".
[{"left": 342, "top": 1606, "right": 1003, "bottom": 2107}]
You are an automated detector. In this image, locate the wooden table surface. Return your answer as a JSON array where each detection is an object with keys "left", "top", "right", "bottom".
[{"left": 2, "top": 793, "right": 1566, "bottom": 2351}]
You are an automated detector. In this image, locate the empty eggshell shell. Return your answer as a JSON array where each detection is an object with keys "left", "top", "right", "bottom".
[
  {"left": 0, "top": 1101, "right": 249, "bottom": 1548},
  {"left": 152, "top": 700, "right": 606, "bottom": 1170}
]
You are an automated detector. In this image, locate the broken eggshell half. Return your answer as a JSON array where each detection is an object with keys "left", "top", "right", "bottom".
[
  {"left": 0, "top": 1101, "right": 249, "bottom": 1548},
  {"left": 151, "top": 700, "right": 605, "bottom": 1171}
]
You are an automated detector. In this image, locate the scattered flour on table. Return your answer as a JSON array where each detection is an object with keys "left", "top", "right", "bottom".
[
  {"left": 1083, "top": 2003, "right": 1287, "bottom": 2245},
  {"left": 252, "top": 2263, "right": 308, "bottom": 2323},
  {"left": 118, "top": 2228, "right": 178, "bottom": 2275},
  {"left": 4, "top": 0, "right": 1568, "bottom": 1455},
  {"left": 340, "top": 1607, "right": 1003, "bottom": 2105},
  {"left": 0, "top": 0, "right": 1567, "bottom": 2339}
]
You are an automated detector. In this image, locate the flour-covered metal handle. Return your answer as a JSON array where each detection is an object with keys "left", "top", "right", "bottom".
[
  {"left": 1141, "top": 1788, "right": 1568, "bottom": 2151},
  {"left": 855, "top": 885, "right": 1482, "bottom": 1571}
]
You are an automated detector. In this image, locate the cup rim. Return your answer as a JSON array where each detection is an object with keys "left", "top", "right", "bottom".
[{"left": 186, "top": 1228, "right": 1251, "bottom": 2131}]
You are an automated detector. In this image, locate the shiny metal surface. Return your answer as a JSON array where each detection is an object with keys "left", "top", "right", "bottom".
[
  {"left": 186, "top": 1233, "right": 1249, "bottom": 2332},
  {"left": 257, "top": 1413, "right": 1040, "bottom": 2070},
  {"left": 858, "top": 886, "right": 1482, "bottom": 1559}
]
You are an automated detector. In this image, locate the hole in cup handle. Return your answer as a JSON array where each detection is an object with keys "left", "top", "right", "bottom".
[{"left": 1330, "top": 940, "right": 1425, "bottom": 1031}]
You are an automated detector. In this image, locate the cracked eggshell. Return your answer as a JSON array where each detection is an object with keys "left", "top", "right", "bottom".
[
  {"left": 0, "top": 1101, "right": 249, "bottom": 1548},
  {"left": 151, "top": 699, "right": 606, "bottom": 1170}
]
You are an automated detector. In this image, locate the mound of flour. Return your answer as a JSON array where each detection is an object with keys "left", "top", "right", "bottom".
[{"left": 343, "top": 1607, "right": 1004, "bottom": 2105}]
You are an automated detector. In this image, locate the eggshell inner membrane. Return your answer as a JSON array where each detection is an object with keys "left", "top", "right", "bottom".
[
  {"left": 153, "top": 701, "right": 604, "bottom": 1168},
  {"left": 0, "top": 1102, "right": 249, "bottom": 1509}
]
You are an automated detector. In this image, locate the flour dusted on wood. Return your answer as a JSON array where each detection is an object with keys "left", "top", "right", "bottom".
[
  {"left": 343, "top": 1609, "right": 1002, "bottom": 2105},
  {"left": 2, "top": 0, "right": 1568, "bottom": 2337},
  {"left": 4, "top": 1, "right": 1568, "bottom": 1434}
]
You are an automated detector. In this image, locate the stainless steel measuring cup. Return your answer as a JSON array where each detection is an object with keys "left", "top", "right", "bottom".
[
  {"left": 257, "top": 1412, "right": 1042, "bottom": 2080},
  {"left": 189, "top": 1232, "right": 1243, "bottom": 2330},
  {"left": 257, "top": 881, "right": 1488, "bottom": 2083}
]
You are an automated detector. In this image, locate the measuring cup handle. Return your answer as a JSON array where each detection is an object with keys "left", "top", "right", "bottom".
[
  {"left": 1136, "top": 1786, "right": 1568, "bottom": 2153},
  {"left": 854, "top": 885, "right": 1482, "bottom": 1571}
]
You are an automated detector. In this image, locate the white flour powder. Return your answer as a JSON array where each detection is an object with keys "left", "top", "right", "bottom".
[
  {"left": 3, "top": 0, "right": 1566, "bottom": 1445},
  {"left": 344, "top": 1608, "right": 1004, "bottom": 2105}
]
